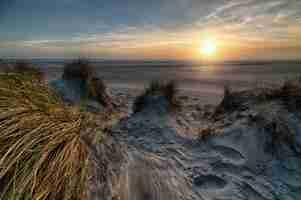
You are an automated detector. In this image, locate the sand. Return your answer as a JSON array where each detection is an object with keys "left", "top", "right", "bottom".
[
  {"left": 108, "top": 89, "right": 301, "bottom": 200},
  {"left": 48, "top": 76, "right": 301, "bottom": 200}
]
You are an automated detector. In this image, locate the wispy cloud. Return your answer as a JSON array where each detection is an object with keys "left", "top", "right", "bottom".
[
  {"left": 196, "top": 0, "right": 301, "bottom": 43},
  {"left": 1, "top": 0, "right": 300, "bottom": 59},
  {"left": 3, "top": 24, "right": 194, "bottom": 50}
]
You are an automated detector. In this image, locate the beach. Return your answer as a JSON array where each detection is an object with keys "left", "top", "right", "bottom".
[
  {"left": 38, "top": 60, "right": 301, "bottom": 106},
  {"left": 2, "top": 0, "right": 301, "bottom": 198},
  {"left": 1, "top": 61, "right": 301, "bottom": 199}
]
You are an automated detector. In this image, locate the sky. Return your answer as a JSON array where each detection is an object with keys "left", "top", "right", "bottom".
[{"left": 0, "top": 0, "right": 301, "bottom": 61}]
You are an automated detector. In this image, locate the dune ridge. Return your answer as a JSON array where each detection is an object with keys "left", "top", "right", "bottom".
[{"left": 0, "top": 61, "right": 301, "bottom": 199}]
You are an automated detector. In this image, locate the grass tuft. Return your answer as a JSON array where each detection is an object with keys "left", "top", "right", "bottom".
[
  {"left": 252, "top": 103, "right": 300, "bottom": 156},
  {"left": 63, "top": 59, "right": 93, "bottom": 81},
  {"left": 0, "top": 73, "right": 104, "bottom": 200},
  {"left": 214, "top": 86, "right": 238, "bottom": 115},
  {"left": 133, "top": 80, "right": 179, "bottom": 113},
  {"left": 278, "top": 78, "right": 301, "bottom": 110},
  {"left": 87, "top": 77, "right": 114, "bottom": 109},
  {"left": 61, "top": 59, "right": 114, "bottom": 109},
  {"left": 4, "top": 61, "right": 44, "bottom": 82},
  {"left": 215, "top": 76, "right": 301, "bottom": 116}
]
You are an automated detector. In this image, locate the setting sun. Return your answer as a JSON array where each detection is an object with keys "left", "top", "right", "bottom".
[{"left": 200, "top": 39, "right": 217, "bottom": 57}]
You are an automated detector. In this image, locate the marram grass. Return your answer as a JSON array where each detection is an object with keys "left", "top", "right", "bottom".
[
  {"left": 0, "top": 73, "right": 103, "bottom": 200},
  {"left": 133, "top": 80, "right": 179, "bottom": 113}
]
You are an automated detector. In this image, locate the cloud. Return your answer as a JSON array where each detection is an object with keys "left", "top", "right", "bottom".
[
  {"left": 1, "top": 23, "right": 193, "bottom": 52},
  {"left": 1, "top": 0, "right": 301, "bottom": 59},
  {"left": 195, "top": 0, "right": 301, "bottom": 43}
]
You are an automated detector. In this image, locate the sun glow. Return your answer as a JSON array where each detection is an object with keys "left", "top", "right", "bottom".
[{"left": 200, "top": 39, "right": 217, "bottom": 57}]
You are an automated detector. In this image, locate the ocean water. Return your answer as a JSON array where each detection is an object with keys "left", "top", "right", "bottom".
[{"left": 33, "top": 60, "right": 301, "bottom": 105}]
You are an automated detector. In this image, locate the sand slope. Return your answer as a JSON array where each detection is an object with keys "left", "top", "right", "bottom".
[
  {"left": 110, "top": 93, "right": 301, "bottom": 200},
  {"left": 49, "top": 77, "right": 301, "bottom": 199}
]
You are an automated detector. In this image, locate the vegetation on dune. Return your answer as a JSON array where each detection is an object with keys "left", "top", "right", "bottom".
[
  {"left": 14, "top": 60, "right": 43, "bottom": 75},
  {"left": 279, "top": 77, "right": 301, "bottom": 110},
  {"left": 3, "top": 60, "right": 44, "bottom": 82},
  {"left": 0, "top": 59, "right": 6, "bottom": 70},
  {"left": 251, "top": 102, "right": 300, "bottom": 156},
  {"left": 87, "top": 77, "right": 113, "bottom": 109},
  {"left": 133, "top": 80, "right": 179, "bottom": 113},
  {"left": 63, "top": 59, "right": 93, "bottom": 81},
  {"left": 210, "top": 77, "right": 301, "bottom": 154},
  {"left": 198, "top": 126, "right": 215, "bottom": 141},
  {"left": 61, "top": 59, "right": 114, "bottom": 109},
  {"left": 214, "top": 86, "right": 235, "bottom": 115},
  {"left": 215, "top": 76, "right": 301, "bottom": 116},
  {"left": 0, "top": 73, "right": 105, "bottom": 200}
]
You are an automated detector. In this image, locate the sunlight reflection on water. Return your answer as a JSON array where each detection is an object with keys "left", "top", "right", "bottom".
[{"left": 41, "top": 62, "right": 301, "bottom": 105}]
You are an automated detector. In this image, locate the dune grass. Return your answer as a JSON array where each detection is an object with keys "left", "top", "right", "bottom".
[
  {"left": 212, "top": 77, "right": 301, "bottom": 154},
  {"left": 0, "top": 73, "right": 104, "bottom": 200},
  {"left": 215, "top": 76, "right": 301, "bottom": 115},
  {"left": 133, "top": 80, "right": 179, "bottom": 113},
  {"left": 63, "top": 59, "right": 93, "bottom": 81},
  {"left": 61, "top": 59, "right": 114, "bottom": 109},
  {"left": 252, "top": 102, "right": 300, "bottom": 155},
  {"left": 6, "top": 61, "right": 45, "bottom": 81},
  {"left": 279, "top": 77, "right": 301, "bottom": 110},
  {"left": 87, "top": 77, "right": 114, "bottom": 109}
]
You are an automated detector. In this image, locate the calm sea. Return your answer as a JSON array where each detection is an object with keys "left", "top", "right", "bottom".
[{"left": 22, "top": 60, "right": 301, "bottom": 104}]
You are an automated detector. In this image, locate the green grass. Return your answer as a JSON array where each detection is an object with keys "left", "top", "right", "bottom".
[{"left": 0, "top": 73, "right": 104, "bottom": 200}]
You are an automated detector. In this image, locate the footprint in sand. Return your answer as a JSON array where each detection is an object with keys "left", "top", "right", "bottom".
[
  {"left": 193, "top": 174, "right": 227, "bottom": 190},
  {"left": 213, "top": 145, "right": 245, "bottom": 163}
]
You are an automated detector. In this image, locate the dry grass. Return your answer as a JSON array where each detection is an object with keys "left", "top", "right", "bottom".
[
  {"left": 63, "top": 59, "right": 93, "bottom": 81},
  {"left": 213, "top": 86, "right": 240, "bottom": 116},
  {"left": 133, "top": 80, "right": 179, "bottom": 113},
  {"left": 0, "top": 60, "right": 9, "bottom": 73},
  {"left": 5, "top": 61, "right": 45, "bottom": 81},
  {"left": 278, "top": 77, "right": 301, "bottom": 110},
  {"left": 215, "top": 76, "right": 301, "bottom": 116},
  {"left": 214, "top": 78, "right": 301, "bottom": 155},
  {"left": 87, "top": 77, "right": 114, "bottom": 109},
  {"left": 252, "top": 102, "right": 300, "bottom": 156},
  {"left": 0, "top": 73, "right": 104, "bottom": 200},
  {"left": 61, "top": 59, "right": 114, "bottom": 109},
  {"left": 198, "top": 126, "right": 214, "bottom": 141}
]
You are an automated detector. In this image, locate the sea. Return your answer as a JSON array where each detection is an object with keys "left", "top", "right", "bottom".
[{"left": 3, "top": 59, "right": 301, "bottom": 105}]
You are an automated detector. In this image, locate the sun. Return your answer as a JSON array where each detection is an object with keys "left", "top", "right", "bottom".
[{"left": 200, "top": 39, "right": 217, "bottom": 57}]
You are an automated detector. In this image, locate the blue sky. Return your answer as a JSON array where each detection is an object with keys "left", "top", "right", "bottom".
[{"left": 1, "top": 0, "right": 301, "bottom": 60}]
